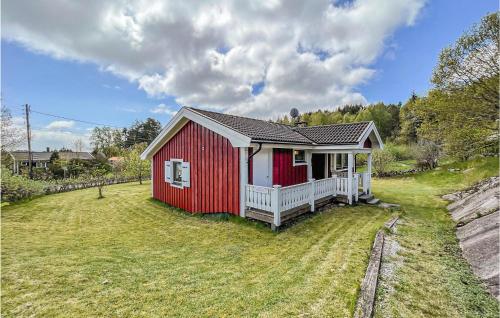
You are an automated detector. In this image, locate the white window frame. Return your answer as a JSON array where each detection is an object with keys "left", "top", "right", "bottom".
[
  {"left": 170, "top": 158, "right": 184, "bottom": 189},
  {"left": 293, "top": 149, "right": 308, "bottom": 166}
]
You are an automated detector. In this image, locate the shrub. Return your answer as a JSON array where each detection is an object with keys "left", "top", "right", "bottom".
[
  {"left": 384, "top": 142, "right": 416, "bottom": 161},
  {"left": 414, "top": 141, "right": 441, "bottom": 170},
  {"left": 372, "top": 149, "right": 395, "bottom": 176},
  {"left": 1, "top": 166, "right": 46, "bottom": 202}
]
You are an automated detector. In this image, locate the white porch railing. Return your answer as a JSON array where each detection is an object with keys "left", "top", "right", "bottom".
[
  {"left": 280, "top": 182, "right": 310, "bottom": 212},
  {"left": 245, "top": 175, "right": 362, "bottom": 227},
  {"left": 245, "top": 185, "right": 273, "bottom": 212},
  {"left": 360, "top": 172, "right": 371, "bottom": 194}
]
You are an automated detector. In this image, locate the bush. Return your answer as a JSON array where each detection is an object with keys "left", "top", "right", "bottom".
[
  {"left": 1, "top": 166, "right": 46, "bottom": 202},
  {"left": 384, "top": 142, "right": 415, "bottom": 161},
  {"left": 372, "top": 149, "right": 395, "bottom": 176},
  {"left": 414, "top": 141, "right": 440, "bottom": 170}
]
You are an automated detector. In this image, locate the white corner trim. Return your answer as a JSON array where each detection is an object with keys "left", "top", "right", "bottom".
[
  {"left": 140, "top": 107, "right": 252, "bottom": 160},
  {"left": 239, "top": 147, "right": 249, "bottom": 217}
]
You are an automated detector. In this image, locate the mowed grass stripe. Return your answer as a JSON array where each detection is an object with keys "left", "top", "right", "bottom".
[{"left": 2, "top": 182, "right": 390, "bottom": 317}]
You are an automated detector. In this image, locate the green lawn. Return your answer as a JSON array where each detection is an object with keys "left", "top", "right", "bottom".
[
  {"left": 2, "top": 157, "right": 497, "bottom": 317},
  {"left": 2, "top": 182, "right": 392, "bottom": 317},
  {"left": 373, "top": 156, "right": 499, "bottom": 318}
]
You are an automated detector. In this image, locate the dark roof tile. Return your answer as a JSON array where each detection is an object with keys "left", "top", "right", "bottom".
[
  {"left": 189, "top": 107, "right": 313, "bottom": 144},
  {"left": 188, "top": 107, "right": 370, "bottom": 145},
  {"left": 294, "top": 122, "right": 370, "bottom": 144}
]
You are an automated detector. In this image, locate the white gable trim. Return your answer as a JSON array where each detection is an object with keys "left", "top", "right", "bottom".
[
  {"left": 357, "top": 122, "right": 384, "bottom": 149},
  {"left": 141, "top": 107, "right": 251, "bottom": 160}
]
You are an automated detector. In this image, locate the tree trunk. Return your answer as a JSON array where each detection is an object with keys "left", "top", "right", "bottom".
[
  {"left": 139, "top": 170, "right": 142, "bottom": 185},
  {"left": 98, "top": 185, "right": 104, "bottom": 199}
]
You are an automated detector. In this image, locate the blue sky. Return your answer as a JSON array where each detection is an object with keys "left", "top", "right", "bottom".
[{"left": 1, "top": 0, "right": 496, "bottom": 150}]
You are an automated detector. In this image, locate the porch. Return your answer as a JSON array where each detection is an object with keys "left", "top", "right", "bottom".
[{"left": 244, "top": 172, "right": 372, "bottom": 229}]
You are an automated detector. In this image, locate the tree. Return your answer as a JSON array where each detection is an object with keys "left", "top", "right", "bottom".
[
  {"left": 124, "top": 118, "right": 161, "bottom": 148},
  {"left": 432, "top": 12, "right": 498, "bottom": 115},
  {"left": 123, "top": 143, "right": 150, "bottom": 184},
  {"left": 355, "top": 103, "right": 393, "bottom": 140},
  {"left": 90, "top": 127, "right": 122, "bottom": 157},
  {"left": 415, "top": 89, "right": 495, "bottom": 160},
  {"left": 1, "top": 106, "right": 24, "bottom": 152},
  {"left": 398, "top": 93, "right": 422, "bottom": 144},
  {"left": 90, "top": 166, "right": 108, "bottom": 199}
]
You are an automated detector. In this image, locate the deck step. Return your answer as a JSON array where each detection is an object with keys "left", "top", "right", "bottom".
[
  {"left": 359, "top": 194, "right": 374, "bottom": 203},
  {"left": 367, "top": 198, "right": 380, "bottom": 205}
]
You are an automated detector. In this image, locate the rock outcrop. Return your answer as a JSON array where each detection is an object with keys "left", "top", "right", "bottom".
[{"left": 443, "top": 177, "right": 499, "bottom": 299}]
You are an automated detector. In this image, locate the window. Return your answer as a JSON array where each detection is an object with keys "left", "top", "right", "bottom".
[
  {"left": 172, "top": 161, "right": 183, "bottom": 186},
  {"left": 293, "top": 150, "right": 307, "bottom": 166},
  {"left": 165, "top": 159, "right": 190, "bottom": 188}
]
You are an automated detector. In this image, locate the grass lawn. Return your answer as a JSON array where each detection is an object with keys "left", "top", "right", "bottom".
[
  {"left": 373, "top": 156, "right": 499, "bottom": 318},
  {"left": 2, "top": 182, "right": 392, "bottom": 317},
  {"left": 357, "top": 159, "right": 416, "bottom": 173}
]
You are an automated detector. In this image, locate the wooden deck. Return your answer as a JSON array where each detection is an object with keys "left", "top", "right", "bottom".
[{"left": 246, "top": 195, "right": 340, "bottom": 226}]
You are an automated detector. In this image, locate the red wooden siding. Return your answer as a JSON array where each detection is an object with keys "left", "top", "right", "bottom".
[
  {"left": 152, "top": 121, "right": 240, "bottom": 215},
  {"left": 272, "top": 148, "right": 307, "bottom": 187}
]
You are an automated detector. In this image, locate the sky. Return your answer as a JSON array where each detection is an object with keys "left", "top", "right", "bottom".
[{"left": 1, "top": 0, "right": 496, "bottom": 151}]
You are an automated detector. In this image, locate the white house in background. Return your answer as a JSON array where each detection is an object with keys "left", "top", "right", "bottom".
[
  {"left": 141, "top": 107, "right": 384, "bottom": 230},
  {"left": 9, "top": 148, "right": 94, "bottom": 174}
]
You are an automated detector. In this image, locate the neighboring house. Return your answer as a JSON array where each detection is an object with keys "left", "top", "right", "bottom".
[
  {"left": 141, "top": 107, "right": 384, "bottom": 229},
  {"left": 9, "top": 149, "right": 94, "bottom": 174}
]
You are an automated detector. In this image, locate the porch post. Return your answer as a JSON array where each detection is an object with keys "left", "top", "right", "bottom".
[
  {"left": 309, "top": 178, "right": 315, "bottom": 212},
  {"left": 306, "top": 150, "right": 312, "bottom": 179},
  {"left": 239, "top": 147, "right": 249, "bottom": 218},
  {"left": 347, "top": 152, "right": 353, "bottom": 205},
  {"left": 367, "top": 152, "right": 372, "bottom": 195},
  {"left": 333, "top": 154, "right": 337, "bottom": 173},
  {"left": 272, "top": 185, "right": 282, "bottom": 229}
]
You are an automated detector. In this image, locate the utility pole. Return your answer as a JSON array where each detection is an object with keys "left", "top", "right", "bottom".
[{"left": 25, "top": 104, "right": 33, "bottom": 179}]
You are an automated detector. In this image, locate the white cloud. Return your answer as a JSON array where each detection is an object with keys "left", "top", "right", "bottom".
[
  {"left": 150, "top": 104, "right": 178, "bottom": 116},
  {"left": 9, "top": 117, "right": 90, "bottom": 151},
  {"left": 3, "top": 0, "right": 425, "bottom": 119},
  {"left": 45, "top": 120, "right": 75, "bottom": 130},
  {"left": 31, "top": 129, "right": 91, "bottom": 151}
]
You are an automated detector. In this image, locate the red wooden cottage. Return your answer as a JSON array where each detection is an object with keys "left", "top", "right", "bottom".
[{"left": 141, "top": 107, "right": 384, "bottom": 229}]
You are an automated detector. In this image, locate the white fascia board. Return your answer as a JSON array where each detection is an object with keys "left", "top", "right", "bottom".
[
  {"left": 250, "top": 143, "right": 314, "bottom": 149},
  {"left": 184, "top": 110, "right": 251, "bottom": 147},
  {"left": 311, "top": 144, "right": 361, "bottom": 151},
  {"left": 357, "top": 121, "right": 384, "bottom": 150},
  {"left": 140, "top": 107, "right": 251, "bottom": 160}
]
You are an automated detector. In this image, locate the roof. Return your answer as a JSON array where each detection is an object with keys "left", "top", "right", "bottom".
[
  {"left": 189, "top": 107, "right": 370, "bottom": 145},
  {"left": 141, "top": 106, "right": 383, "bottom": 160},
  {"left": 11, "top": 151, "right": 94, "bottom": 161},
  {"left": 293, "top": 122, "right": 371, "bottom": 145},
  {"left": 189, "top": 108, "right": 312, "bottom": 144}
]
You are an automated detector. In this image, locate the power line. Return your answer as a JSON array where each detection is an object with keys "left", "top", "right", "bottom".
[
  {"left": 29, "top": 107, "right": 161, "bottom": 144},
  {"left": 30, "top": 109, "right": 124, "bottom": 129}
]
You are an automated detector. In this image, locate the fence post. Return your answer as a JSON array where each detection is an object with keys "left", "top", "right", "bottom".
[
  {"left": 309, "top": 178, "right": 315, "bottom": 212},
  {"left": 272, "top": 185, "right": 282, "bottom": 229}
]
